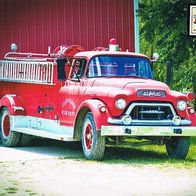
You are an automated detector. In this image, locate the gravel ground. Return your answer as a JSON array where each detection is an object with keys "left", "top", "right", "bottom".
[{"left": 0, "top": 141, "right": 196, "bottom": 196}]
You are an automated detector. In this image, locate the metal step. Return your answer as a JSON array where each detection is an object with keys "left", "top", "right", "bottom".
[{"left": 12, "top": 127, "right": 75, "bottom": 142}]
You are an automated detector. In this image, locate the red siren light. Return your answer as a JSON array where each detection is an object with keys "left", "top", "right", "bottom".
[
  {"left": 109, "top": 38, "right": 119, "bottom": 51},
  {"left": 110, "top": 38, "right": 117, "bottom": 45},
  {"left": 187, "top": 92, "right": 195, "bottom": 101}
]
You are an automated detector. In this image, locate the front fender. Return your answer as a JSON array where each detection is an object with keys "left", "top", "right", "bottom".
[
  {"left": 0, "top": 94, "right": 24, "bottom": 115},
  {"left": 76, "top": 99, "right": 110, "bottom": 130},
  {"left": 189, "top": 113, "right": 196, "bottom": 126}
]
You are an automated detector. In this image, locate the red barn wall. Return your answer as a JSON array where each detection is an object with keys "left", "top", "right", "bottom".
[{"left": 0, "top": 0, "right": 135, "bottom": 59}]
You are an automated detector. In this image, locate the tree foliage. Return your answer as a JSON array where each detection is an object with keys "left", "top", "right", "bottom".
[{"left": 139, "top": 0, "right": 196, "bottom": 93}]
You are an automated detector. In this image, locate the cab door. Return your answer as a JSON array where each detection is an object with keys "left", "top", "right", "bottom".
[{"left": 59, "top": 58, "right": 87, "bottom": 125}]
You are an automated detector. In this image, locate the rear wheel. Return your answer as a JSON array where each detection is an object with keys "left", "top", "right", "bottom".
[
  {"left": 82, "top": 112, "right": 105, "bottom": 160},
  {"left": 166, "top": 137, "right": 190, "bottom": 159},
  {"left": 0, "top": 107, "right": 21, "bottom": 147}
]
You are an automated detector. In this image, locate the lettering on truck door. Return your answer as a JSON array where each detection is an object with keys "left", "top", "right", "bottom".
[{"left": 59, "top": 59, "right": 86, "bottom": 125}]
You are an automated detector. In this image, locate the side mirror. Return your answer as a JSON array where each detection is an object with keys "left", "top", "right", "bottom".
[
  {"left": 151, "top": 52, "right": 159, "bottom": 62},
  {"left": 150, "top": 52, "right": 159, "bottom": 71},
  {"left": 57, "top": 57, "right": 67, "bottom": 81}
]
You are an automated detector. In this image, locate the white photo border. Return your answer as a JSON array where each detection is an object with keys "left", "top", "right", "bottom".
[{"left": 189, "top": 4, "right": 196, "bottom": 36}]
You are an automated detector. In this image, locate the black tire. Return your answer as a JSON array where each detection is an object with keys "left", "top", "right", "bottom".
[
  {"left": 166, "top": 137, "right": 190, "bottom": 159},
  {"left": 20, "top": 133, "right": 33, "bottom": 146},
  {"left": 0, "top": 107, "right": 21, "bottom": 147},
  {"left": 82, "top": 112, "right": 105, "bottom": 160}
]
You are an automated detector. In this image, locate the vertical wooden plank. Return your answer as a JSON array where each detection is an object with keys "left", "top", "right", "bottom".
[{"left": 0, "top": 0, "right": 135, "bottom": 58}]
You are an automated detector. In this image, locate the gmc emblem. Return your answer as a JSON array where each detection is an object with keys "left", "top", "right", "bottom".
[{"left": 137, "top": 90, "right": 166, "bottom": 97}]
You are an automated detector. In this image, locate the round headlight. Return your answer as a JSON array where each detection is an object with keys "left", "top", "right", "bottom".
[
  {"left": 115, "top": 98, "right": 126, "bottom": 110},
  {"left": 177, "top": 100, "right": 187, "bottom": 111},
  {"left": 122, "top": 115, "right": 132, "bottom": 125},
  {"left": 172, "top": 116, "right": 181, "bottom": 125}
]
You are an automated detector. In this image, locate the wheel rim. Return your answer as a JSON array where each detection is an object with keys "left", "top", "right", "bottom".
[
  {"left": 84, "top": 123, "right": 93, "bottom": 151},
  {"left": 2, "top": 114, "right": 10, "bottom": 138}
]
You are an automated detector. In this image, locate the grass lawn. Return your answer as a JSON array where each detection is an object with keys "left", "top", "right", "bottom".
[
  {"left": 38, "top": 137, "right": 196, "bottom": 167},
  {"left": 102, "top": 137, "right": 196, "bottom": 167}
]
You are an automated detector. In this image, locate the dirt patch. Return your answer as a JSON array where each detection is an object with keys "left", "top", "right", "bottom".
[
  {"left": 0, "top": 158, "right": 196, "bottom": 196},
  {"left": 0, "top": 139, "right": 196, "bottom": 196}
]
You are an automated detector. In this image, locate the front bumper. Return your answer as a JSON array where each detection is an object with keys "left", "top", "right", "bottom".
[{"left": 101, "top": 126, "right": 196, "bottom": 137}]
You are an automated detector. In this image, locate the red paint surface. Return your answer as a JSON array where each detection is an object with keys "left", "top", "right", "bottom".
[
  {"left": 0, "top": 0, "right": 135, "bottom": 59},
  {"left": 1, "top": 50, "right": 195, "bottom": 128}
]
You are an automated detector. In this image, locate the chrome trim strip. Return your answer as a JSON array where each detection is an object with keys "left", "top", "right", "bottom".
[
  {"left": 139, "top": 110, "right": 164, "bottom": 114},
  {"left": 108, "top": 117, "right": 122, "bottom": 124},
  {"left": 182, "top": 119, "right": 192, "bottom": 125},
  {"left": 101, "top": 125, "right": 196, "bottom": 136},
  {"left": 108, "top": 117, "right": 191, "bottom": 126}
]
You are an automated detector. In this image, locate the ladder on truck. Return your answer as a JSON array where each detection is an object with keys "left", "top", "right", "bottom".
[
  {"left": 0, "top": 45, "right": 84, "bottom": 85},
  {"left": 0, "top": 52, "right": 55, "bottom": 85}
]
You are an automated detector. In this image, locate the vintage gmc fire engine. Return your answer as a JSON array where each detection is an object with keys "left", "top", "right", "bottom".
[{"left": 0, "top": 40, "right": 196, "bottom": 160}]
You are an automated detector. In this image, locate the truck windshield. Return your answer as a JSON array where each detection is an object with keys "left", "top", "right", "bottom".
[{"left": 87, "top": 56, "right": 153, "bottom": 79}]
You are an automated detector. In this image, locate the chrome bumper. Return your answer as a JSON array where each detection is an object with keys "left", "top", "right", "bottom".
[{"left": 101, "top": 126, "right": 196, "bottom": 137}]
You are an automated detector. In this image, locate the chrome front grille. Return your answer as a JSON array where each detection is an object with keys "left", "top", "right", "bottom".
[
  {"left": 108, "top": 102, "right": 191, "bottom": 126},
  {"left": 126, "top": 103, "right": 176, "bottom": 121},
  {"left": 130, "top": 105, "right": 173, "bottom": 120}
]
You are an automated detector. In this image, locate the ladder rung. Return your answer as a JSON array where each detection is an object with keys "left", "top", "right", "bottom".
[{"left": 0, "top": 61, "right": 54, "bottom": 85}]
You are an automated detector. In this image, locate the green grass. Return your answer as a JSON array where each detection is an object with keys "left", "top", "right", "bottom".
[
  {"left": 191, "top": 137, "right": 196, "bottom": 145},
  {"left": 25, "top": 189, "right": 38, "bottom": 195},
  {"left": 101, "top": 137, "right": 196, "bottom": 167},
  {"left": 5, "top": 187, "right": 18, "bottom": 194},
  {"left": 42, "top": 137, "right": 196, "bottom": 167}
]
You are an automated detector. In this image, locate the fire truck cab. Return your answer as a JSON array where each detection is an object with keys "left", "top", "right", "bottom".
[{"left": 0, "top": 41, "right": 196, "bottom": 160}]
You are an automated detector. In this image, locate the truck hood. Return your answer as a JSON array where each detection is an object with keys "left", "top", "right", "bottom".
[
  {"left": 90, "top": 77, "right": 170, "bottom": 93},
  {"left": 84, "top": 77, "right": 187, "bottom": 117}
]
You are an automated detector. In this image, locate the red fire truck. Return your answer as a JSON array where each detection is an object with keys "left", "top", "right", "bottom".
[{"left": 0, "top": 40, "right": 196, "bottom": 160}]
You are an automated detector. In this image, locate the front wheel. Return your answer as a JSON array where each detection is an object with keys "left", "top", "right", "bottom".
[
  {"left": 166, "top": 137, "right": 190, "bottom": 159},
  {"left": 0, "top": 107, "right": 21, "bottom": 147},
  {"left": 82, "top": 112, "right": 105, "bottom": 160}
]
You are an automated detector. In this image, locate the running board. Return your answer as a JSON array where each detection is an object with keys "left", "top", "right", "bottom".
[
  {"left": 10, "top": 115, "right": 75, "bottom": 141},
  {"left": 12, "top": 127, "right": 75, "bottom": 141}
]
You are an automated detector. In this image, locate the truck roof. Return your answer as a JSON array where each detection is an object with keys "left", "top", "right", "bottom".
[{"left": 74, "top": 51, "right": 149, "bottom": 60}]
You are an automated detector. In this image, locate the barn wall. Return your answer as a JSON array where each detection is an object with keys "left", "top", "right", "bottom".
[{"left": 0, "top": 0, "right": 135, "bottom": 58}]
